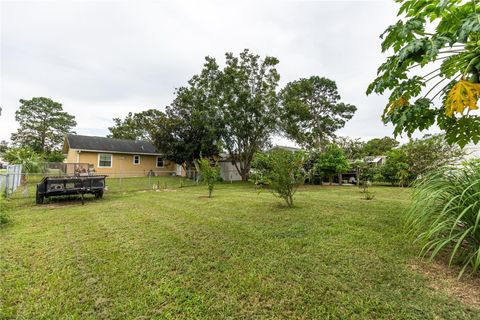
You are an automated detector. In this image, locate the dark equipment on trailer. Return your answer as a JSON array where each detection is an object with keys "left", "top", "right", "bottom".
[{"left": 35, "top": 163, "right": 107, "bottom": 204}]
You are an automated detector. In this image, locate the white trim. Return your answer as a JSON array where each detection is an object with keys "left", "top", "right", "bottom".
[
  {"left": 98, "top": 153, "right": 113, "bottom": 168},
  {"left": 75, "top": 149, "right": 164, "bottom": 156},
  {"left": 156, "top": 156, "right": 164, "bottom": 168},
  {"left": 133, "top": 154, "right": 140, "bottom": 165}
]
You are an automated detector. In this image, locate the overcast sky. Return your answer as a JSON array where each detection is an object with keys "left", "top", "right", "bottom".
[{"left": 0, "top": 0, "right": 440, "bottom": 145}]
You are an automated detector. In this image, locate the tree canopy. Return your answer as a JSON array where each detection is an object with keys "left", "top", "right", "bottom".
[
  {"left": 154, "top": 60, "right": 223, "bottom": 167},
  {"left": 367, "top": 0, "right": 480, "bottom": 147},
  {"left": 314, "top": 144, "right": 350, "bottom": 184},
  {"left": 108, "top": 109, "right": 165, "bottom": 142},
  {"left": 381, "top": 134, "right": 464, "bottom": 185},
  {"left": 363, "top": 136, "right": 399, "bottom": 156},
  {"left": 164, "top": 49, "right": 280, "bottom": 180},
  {"left": 252, "top": 149, "right": 306, "bottom": 207},
  {"left": 280, "top": 76, "right": 356, "bottom": 151},
  {"left": 11, "top": 97, "right": 76, "bottom": 152}
]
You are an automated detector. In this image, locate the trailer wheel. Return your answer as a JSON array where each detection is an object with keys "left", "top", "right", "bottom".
[
  {"left": 95, "top": 190, "right": 104, "bottom": 199},
  {"left": 36, "top": 191, "right": 44, "bottom": 204}
]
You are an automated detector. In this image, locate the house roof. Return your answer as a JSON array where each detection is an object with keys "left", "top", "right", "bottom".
[
  {"left": 269, "top": 145, "right": 302, "bottom": 152},
  {"left": 65, "top": 134, "right": 162, "bottom": 155}
]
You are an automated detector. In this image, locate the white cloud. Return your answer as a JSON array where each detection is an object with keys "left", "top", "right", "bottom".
[{"left": 0, "top": 0, "right": 439, "bottom": 144}]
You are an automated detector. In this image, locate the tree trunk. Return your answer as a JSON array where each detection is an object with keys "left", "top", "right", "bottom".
[{"left": 329, "top": 175, "right": 333, "bottom": 185}]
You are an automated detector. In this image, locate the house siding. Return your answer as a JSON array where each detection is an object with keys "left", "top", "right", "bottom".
[{"left": 68, "top": 151, "right": 176, "bottom": 177}]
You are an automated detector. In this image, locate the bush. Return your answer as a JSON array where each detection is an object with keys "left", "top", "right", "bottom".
[
  {"left": 0, "top": 194, "right": 9, "bottom": 225},
  {"left": 196, "top": 157, "right": 219, "bottom": 198},
  {"left": 406, "top": 160, "right": 480, "bottom": 277},
  {"left": 314, "top": 144, "right": 350, "bottom": 185},
  {"left": 380, "top": 135, "right": 463, "bottom": 186},
  {"left": 252, "top": 149, "right": 305, "bottom": 207},
  {"left": 3, "top": 147, "right": 44, "bottom": 173}
]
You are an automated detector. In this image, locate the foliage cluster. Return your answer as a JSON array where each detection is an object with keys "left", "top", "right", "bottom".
[
  {"left": 11, "top": 97, "right": 76, "bottom": 152},
  {"left": 3, "top": 147, "right": 65, "bottom": 173},
  {"left": 252, "top": 149, "right": 306, "bottom": 207},
  {"left": 380, "top": 135, "right": 464, "bottom": 186},
  {"left": 314, "top": 144, "right": 350, "bottom": 185},
  {"left": 368, "top": 0, "right": 480, "bottom": 147},
  {"left": 406, "top": 160, "right": 480, "bottom": 277},
  {"left": 196, "top": 157, "right": 219, "bottom": 198}
]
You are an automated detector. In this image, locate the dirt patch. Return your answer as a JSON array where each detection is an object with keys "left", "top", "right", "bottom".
[{"left": 410, "top": 260, "right": 480, "bottom": 309}]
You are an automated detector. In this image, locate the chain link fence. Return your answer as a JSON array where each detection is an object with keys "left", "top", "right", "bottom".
[{"left": 3, "top": 170, "right": 197, "bottom": 202}]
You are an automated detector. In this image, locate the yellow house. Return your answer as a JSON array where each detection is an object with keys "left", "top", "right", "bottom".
[{"left": 63, "top": 134, "right": 180, "bottom": 177}]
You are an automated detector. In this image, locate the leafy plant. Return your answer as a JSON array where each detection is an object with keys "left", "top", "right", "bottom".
[
  {"left": 0, "top": 193, "right": 9, "bottom": 225},
  {"left": 196, "top": 157, "right": 219, "bottom": 198},
  {"left": 363, "top": 190, "right": 375, "bottom": 201},
  {"left": 406, "top": 160, "right": 480, "bottom": 277},
  {"left": 3, "top": 147, "right": 44, "bottom": 174},
  {"left": 367, "top": 0, "right": 480, "bottom": 147},
  {"left": 314, "top": 144, "right": 350, "bottom": 185},
  {"left": 380, "top": 135, "right": 463, "bottom": 186},
  {"left": 251, "top": 149, "right": 306, "bottom": 207}
]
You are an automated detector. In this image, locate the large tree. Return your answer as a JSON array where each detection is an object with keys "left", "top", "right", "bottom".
[
  {"left": 335, "top": 136, "right": 366, "bottom": 160},
  {"left": 11, "top": 97, "right": 76, "bottom": 152},
  {"left": 279, "top": 76, "right": 356, "bottom": 151},
  {"left": 217, "top": 50, "right": 280, "bottom": 181},
  {"left": 363, "top": 136, "right": 399, "bottom": 156},
  {"left": 108, "top": 109, "right": 165, "bottom": 142},
  {"left": 367, "top": 0, "right": 480, "bottom": 147},
  {"left": 154, "top": 58, "right": 222, "bottom": 167},
  {"left": 168, "top": 49, "right": 280, "bottom": 181}
]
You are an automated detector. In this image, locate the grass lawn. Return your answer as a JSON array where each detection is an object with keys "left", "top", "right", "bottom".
[{"left": 1, "top": 180, "right": 479, "bottom": 319}]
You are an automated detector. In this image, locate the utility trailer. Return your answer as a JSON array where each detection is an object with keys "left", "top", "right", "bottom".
[{"left": 36, "top": 175, "right": 106, "bottom": 204}]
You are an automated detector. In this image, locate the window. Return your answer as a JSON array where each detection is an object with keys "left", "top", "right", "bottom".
[
  {"left": 156, "top": 157, "right": 164, "bottom": 168},
  {"left": 133, "top": 155, "right": 140, "bottom": 165},
  {"left": 98, "top": 153, "right": 112, "bottom": 168}
]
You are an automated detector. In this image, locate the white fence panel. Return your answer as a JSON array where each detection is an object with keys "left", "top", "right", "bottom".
[
  {"left": 5, "top": 164, "right": 22, "bottom": 196},
  {"left": 0, "top": 174, "right": 5, "bottom": 194}
]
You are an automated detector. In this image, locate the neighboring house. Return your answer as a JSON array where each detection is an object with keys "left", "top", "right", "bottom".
[
  {"left": 269, "top": 145, "right": 302, "bottom": 153},
  {"left": 63, "top": 134, "right": 180, "bottom": 177},
  {"left": 365, "top": 156, "right": 387, "bottom": 166}
]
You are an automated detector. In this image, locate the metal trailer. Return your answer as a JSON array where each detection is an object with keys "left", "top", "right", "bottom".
[{"left": 36, "top": 175, "right": 106, "bottom": 204}]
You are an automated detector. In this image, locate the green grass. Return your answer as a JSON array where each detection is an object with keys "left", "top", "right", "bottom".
[{"left": 1, "top": 180, "right": 479, "bottom": 319}]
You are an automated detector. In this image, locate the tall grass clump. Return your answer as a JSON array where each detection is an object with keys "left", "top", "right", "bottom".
[{"left": 406, "top": 160, "right": 480, "bottom": 277}]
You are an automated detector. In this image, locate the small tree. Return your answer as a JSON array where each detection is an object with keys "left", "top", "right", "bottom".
[
  {"left": 314, "top": 144, "right": 350, "bottom": 185},
  {"left": 252, "top": 149, "right": 306, "bottom": 207},
  {"left": 196, "top": 157, "right": 219, "bottom": 198}
]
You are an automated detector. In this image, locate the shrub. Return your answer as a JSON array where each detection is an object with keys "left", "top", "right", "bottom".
[
  {"left": 380, "top": 135, "right": 463, "bottom": 186},
  {"left": 0, "top": 193, "right": 9, "bottom": 225},
  {"left": 314, "top": 144, "right": 350, "bottom": 185},
  {"left": 196, "top": 157, "right": 219, "bottom": 198},
  {"left": 3, "top": 147, "right": 44, "bottom": 173},
  {"left": 252, "top": 149, "right": 305, "bottom": 207},
  {"left": 406, "top": 160, "right": 480, "bottom": 277},
  {"left": 354, "top": 160, "right": 377, "bottom": 200}
]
